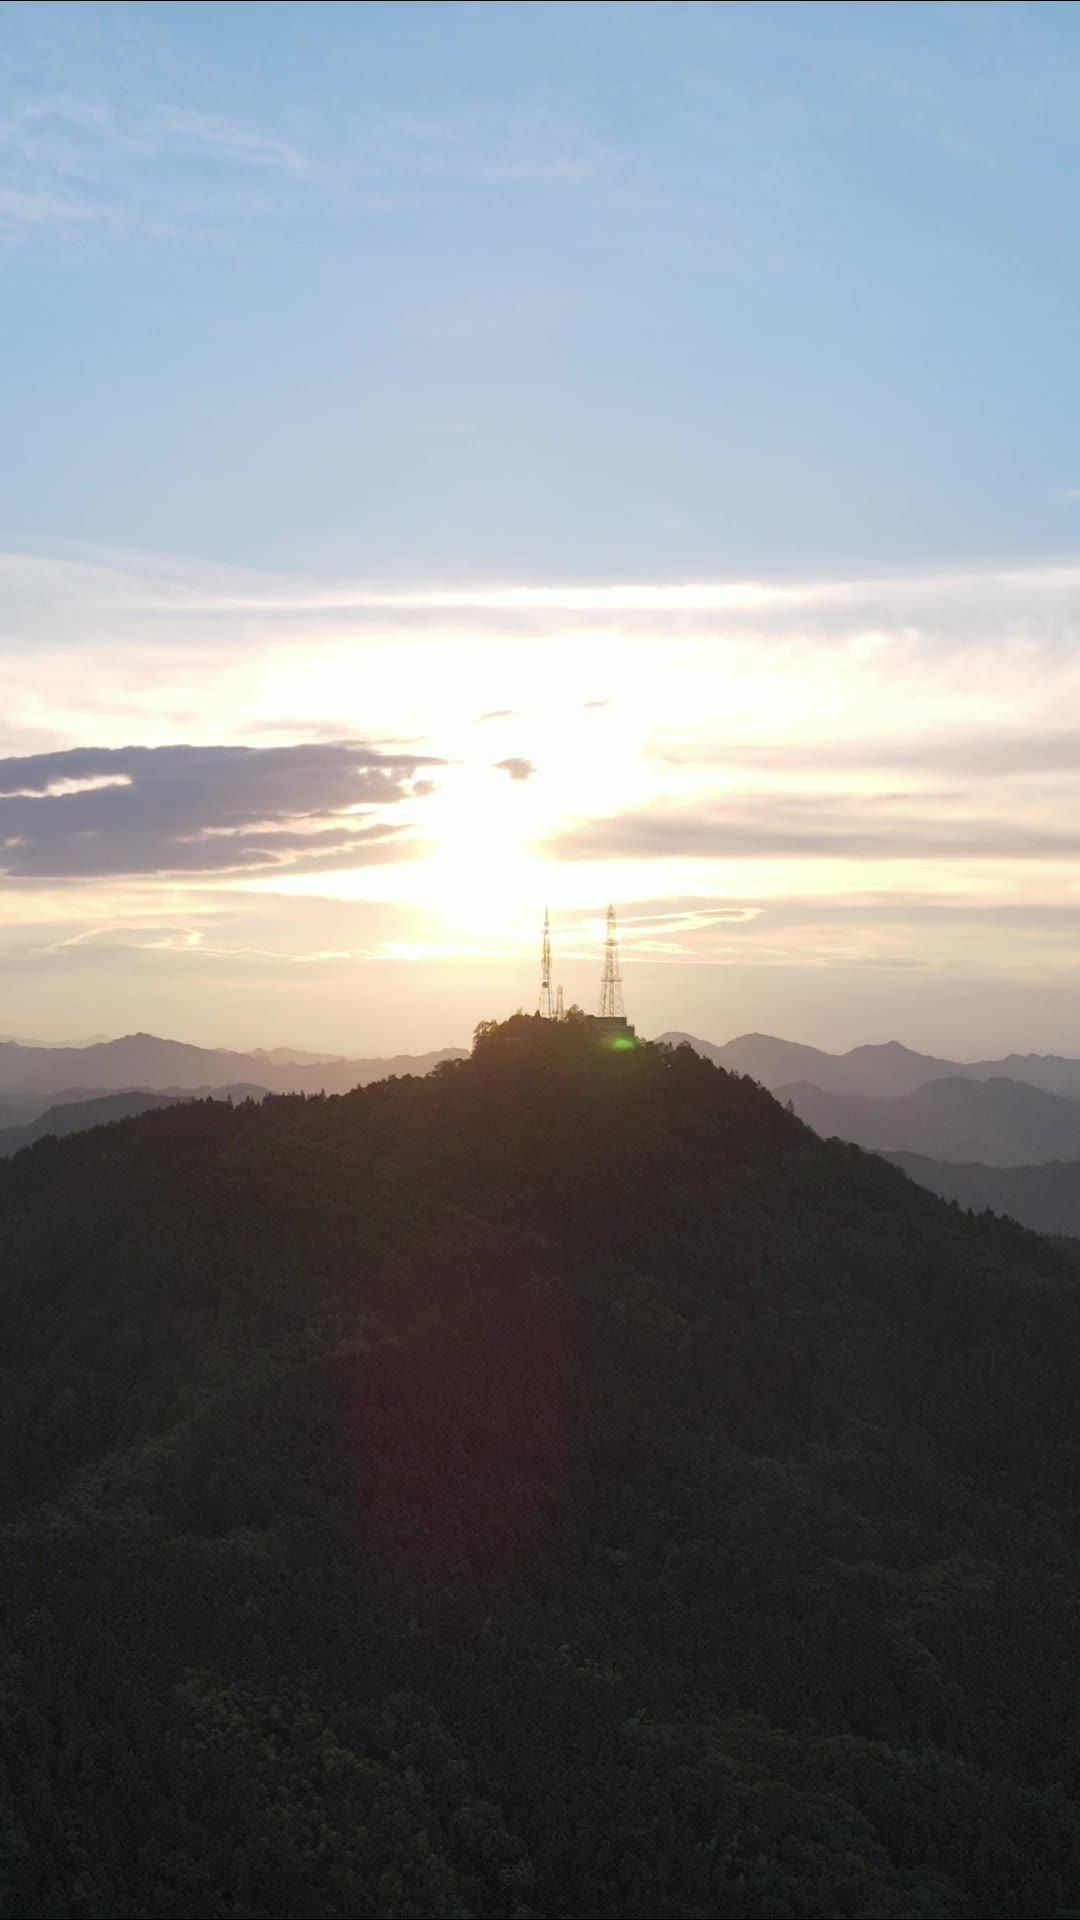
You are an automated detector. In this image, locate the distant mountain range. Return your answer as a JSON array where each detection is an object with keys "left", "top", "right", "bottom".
[
  {"left": 13, "top": 1026, "right": 1080, "bottom": 1173},
  {"left": 887, "top": 1150, "right": 1080, "bottom": 1240},
  {"left": 0, "top": 1086, "right": 268, "bottom": 1158},
  {"left": 0, "top": 1034, "right": 467, "bottom": 1108},
  {"left": 660, "top": 1031, "right": 1080, "bottom": 1100},
  {"left": 658, "top": 1030, "right": 1080, "bottom": 1167},
  {"left": 774, "top": 1075, "right": 1080, "bottom": 1167}
]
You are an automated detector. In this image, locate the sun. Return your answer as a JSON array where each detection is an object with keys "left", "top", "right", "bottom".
[{"left": 417, "top": 764, "right": 548, "bottom": 940}]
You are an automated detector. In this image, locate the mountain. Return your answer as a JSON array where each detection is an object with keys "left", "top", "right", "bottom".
[
  {"left": 3, "top": 1016, "right": 1080, "bottom": 1915},
  {"left": 889, "top": 1149, "right": 1080, "bottom": 1240},
  {"left": 0, "top": 1092, "right": 51, "bottom": 1129},
  {"left": 249, "top": 1046, "right": 348, "bottom": 1065},
  {"left": 0, "top": 1081, "right": 270, "bottom": 1132},
  {"left": 658, "top": 1030, "right": 964, "bottom": 1095},
  {"left": 777, "top": 1073, "right": 1080, "bottom": 1165},
  {"left": 661, "top": 1029, "right": 1080, "bottom": 1100},
  {"left": 0, "top": 1085, "right": 267, "bottom": 1158},
  {"left": 0, "top": 1032, "right": 467, "bottom": 1098}
]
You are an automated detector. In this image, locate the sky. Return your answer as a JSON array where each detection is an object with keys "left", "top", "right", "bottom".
[{"left": 5, "top": 0, "right": 1080, "bottom": 1056}]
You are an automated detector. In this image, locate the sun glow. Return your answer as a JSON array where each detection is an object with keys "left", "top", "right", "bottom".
[{"left": 418, "top": 768, "right": 548, "bottom": 938}]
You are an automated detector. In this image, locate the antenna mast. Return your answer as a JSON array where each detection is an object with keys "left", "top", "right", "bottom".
[
  {"left": 598, "top": 903, "right": 625, "bottom": 1018},
  {"left": 539, "top": 906, "right": 556, "bottom": 1020}
]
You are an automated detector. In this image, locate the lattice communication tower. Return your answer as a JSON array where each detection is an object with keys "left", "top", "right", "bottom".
[
  {"left": 598, "top": 903, "right": 625, "bottom": 1018},
  {"left": 539, "top": 906, "right": 556, "bottom": 1020}
]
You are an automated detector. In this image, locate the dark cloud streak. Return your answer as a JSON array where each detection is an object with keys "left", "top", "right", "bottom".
[
  {"left": 495, "top": 756, "right": 537, "bottom": 782},
  {"left": 0, "top": 742, "right": 439, "bottom": 878}
]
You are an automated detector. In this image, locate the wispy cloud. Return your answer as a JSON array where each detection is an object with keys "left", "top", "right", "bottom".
[
  {"left": 549, "top": 792, "right": 1080, "bottom": 866},
  {"left": 144, "top": 103, "right": 308, "bottom": 175},
  {"left": 34, "top": 921, "right": 384, "bottom": 967},
  {"left": 0, "top": 5, "right": 617, "bottom": 248},
  {"left": 655, "top": 729, "right": 1080, "bottom": 780},
  {"left": 0, "top": 55, "right": 313, "bottom": 240}
]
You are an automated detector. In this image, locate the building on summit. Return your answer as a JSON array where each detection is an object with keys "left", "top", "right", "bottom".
[{"left": 538, "top": 904, "right": 635, "bottom": 1038}]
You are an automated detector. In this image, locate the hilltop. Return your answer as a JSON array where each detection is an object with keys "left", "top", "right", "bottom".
[{"left": 3, "top": 1017, "right": 1080, "bottom": 1916}]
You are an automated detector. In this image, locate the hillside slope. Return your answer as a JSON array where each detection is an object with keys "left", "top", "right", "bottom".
[
  {"left": 3, "top": 1019, "right": 1080, "bottom": 1917},
  {"left": 778, "top": 1072, "right": 1080, "bottom": 1164}
]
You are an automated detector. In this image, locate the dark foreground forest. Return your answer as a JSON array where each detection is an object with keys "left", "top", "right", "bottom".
[{"left": 3, "top": 1016, "right": 1080, "bottom": 1918}]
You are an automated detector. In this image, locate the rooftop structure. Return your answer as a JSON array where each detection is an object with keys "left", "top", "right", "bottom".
[{"left": 536, "top": 905, "right": 635, "bottom": 1037}]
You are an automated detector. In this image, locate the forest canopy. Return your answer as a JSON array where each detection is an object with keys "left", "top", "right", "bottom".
[{"left": 1, "top": 1016, "right": 1079, "bottom": 1917}]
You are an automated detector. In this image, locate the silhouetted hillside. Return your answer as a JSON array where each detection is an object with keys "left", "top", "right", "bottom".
[
  {"left": 663, "top": 1029, "right": 1080, "bottom": 1100},
  {"left": 0, "top": 1033, "right": 466, "bottom": 1099},
  {"left": 0, "top": 1084, "right": 267, "bottom": 1157},
  {"left": 3, "top": 1017, "right": 1080, "bottom": 1916},
  {"left": 779, "top": 1073, "right": 1080, "bottom": 1164},
  {"left": 889, "top": 1149, "right": 1080, "bottom": 1239}
]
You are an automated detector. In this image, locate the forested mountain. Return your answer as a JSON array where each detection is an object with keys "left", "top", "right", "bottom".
[
  {"left": 0, "top": 1034, "right": 466, "bottom": 1099},
  {"left": 777, "top": 1073, "right": 1080, "bottom": 1165},
  {"left": 4, "top": 1018, "right": 1080, "bottom": 1916},
  {"left": 0, "top": 1085, "right": 267, "bottom": 1158},
  {"left": 663, "top": 1029, "right": 1080, "bottom": 1100},
  {"left": 889, "top": 1148, "right": 1080, "bottom": 1240}
]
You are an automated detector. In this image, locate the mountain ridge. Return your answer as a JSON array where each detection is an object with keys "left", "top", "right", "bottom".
[
  {"left": 661, "top": 1028, "right": 1080, "bottom": 1099},
  {"left": 0, "top": 1032, "right": 468, "bottom": 1098},
  {"left": 0, "top": 1085, "right": 269, "bottom": 1158},
  {"left": 888, "top": 1148, "right": 1080, "bottom": 1240},
  {"left": 775, "top": 1073, "right": 1080, "bottom": 1165}
]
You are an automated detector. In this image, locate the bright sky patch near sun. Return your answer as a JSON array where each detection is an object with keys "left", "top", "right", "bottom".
[
  {"left": 7, "top": 544, "right": 1080, "bottom": 1055},
  {"left": 6, "top": 2, "right": 1080, "bottom": 1055}
]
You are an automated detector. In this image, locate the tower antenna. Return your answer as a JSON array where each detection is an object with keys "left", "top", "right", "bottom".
[
  {"left": 598, "top": 903, "right": 625, "bottom": 1019},
  {"left": 539, "top": 906, "right": 556, "bottom": 1020}
]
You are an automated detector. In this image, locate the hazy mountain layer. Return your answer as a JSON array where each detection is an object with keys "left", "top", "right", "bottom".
[
  {"left": 0, "top": 1033, "right": 467, "bottom": 1098},
  {"left": 889, "top": 1149, "right": 1080, "bottom": 1240},
  {"left": 662, "top": 1029, "right": 1080, "bottom": 1100},
  {"left": 0, "top": 1086, "right": 268, "bottom": 1158},
  {"left": 777, "top": 1073, "right": 1080, "bottom": 1165},
  {"left": 3, "top": 1019, "right": 1080, "bottom": 1916}
]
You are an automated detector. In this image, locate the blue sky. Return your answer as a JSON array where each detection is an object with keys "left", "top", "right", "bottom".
[
  {"left": 6, "top": 1, "right": 1080, "bottom": 1054},
  {"left": 7, "top": 0, "right": 1080, "bottom": 578}
]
